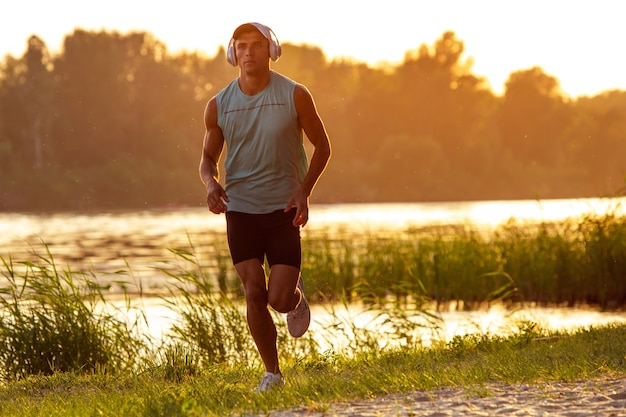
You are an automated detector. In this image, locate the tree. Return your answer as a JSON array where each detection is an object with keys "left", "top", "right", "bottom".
[
  {"left": 497, "top": 67, "right": 570, "bottom": 166},
  {"left": 50, "top": 30, "right": 141, "bottom": 167},
  {"left": 566, "top": 91, "right": 626, "bottom": 195},
  {"left": 393, "top": 32, "right": 494, "bottom": 156},
  {"left": 0, "top": 36, "right": 53, "bottom": 169}
]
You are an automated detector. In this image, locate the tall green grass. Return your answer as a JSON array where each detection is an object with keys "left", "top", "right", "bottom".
[
  {"left": 180, "top": 211, "right": 625, "bottom": 309},
  {"left": 0, "top": 246, "right": 146, "bottom": 380},
  {"left": 298, "top": 212, "right": 626, "bottom": 309},
  {"left": 0, "top": 244, "right": 428, "bottom": 383},
  {"left": 157, "top": 246, "right": 436, "bottom": 366}
]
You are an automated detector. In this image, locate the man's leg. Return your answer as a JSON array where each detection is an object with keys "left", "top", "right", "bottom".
[
  {"left": 267, "top": 264, "right": 301, "bottom": 313},
  {"left": 235, "top": 258, "right": 280, "bottom": 374},
  {"left": 269, "top": 265, "right": 310, "bottom": 338},
  {"left": 263, "top": 209, "right": 303, "bottom": 315}
]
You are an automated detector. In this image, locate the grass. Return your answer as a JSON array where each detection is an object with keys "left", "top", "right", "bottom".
[
  {"left": 172, "top": 209, "right": 626, "bottom": 309},
  {"left": 0, "top": 247, "right": 146, "bottom": 380},
  {"left": 302, "top": 210, "right": 626, "bottom": 309},
  {"left": 0, "top": 323, "right": 624, "bottom": 416}
]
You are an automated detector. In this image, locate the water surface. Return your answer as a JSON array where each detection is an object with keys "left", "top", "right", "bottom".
[
  {"left": 3, "top": 197, "right": 624, "bottom": 275},
  {"left": 2, "top": 198, "right": 625, "bottom": 339}
]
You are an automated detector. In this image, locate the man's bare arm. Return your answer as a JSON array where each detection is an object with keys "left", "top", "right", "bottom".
[
  {"left": 286, "top": 84, "right": 331, "bottom": 226},
  {"left": 199, "top": 97, "right": 229, "bottom": 214}
]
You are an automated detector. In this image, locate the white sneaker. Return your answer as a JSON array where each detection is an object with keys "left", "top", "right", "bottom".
[
  {"left": 287, "top": 277, "right": 310, "bottom": 338},
  {"left": 254, "top": 372, "right": 284, "bottom": 393}
]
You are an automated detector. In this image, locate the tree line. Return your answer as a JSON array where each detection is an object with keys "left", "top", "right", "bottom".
[{"left": 1, "top": 29, "right": 624, "bottom": 212}]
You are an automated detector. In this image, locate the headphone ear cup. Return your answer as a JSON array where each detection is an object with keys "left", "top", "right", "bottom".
[
  {"left": 226, "top": 39, "right": 237, "bottom": 66},
  {"left": 271, "top": 42, "right": 281, "bottom": 61},
  {"left": 268, "top": 30, "right": 281, "bottom": 62}
]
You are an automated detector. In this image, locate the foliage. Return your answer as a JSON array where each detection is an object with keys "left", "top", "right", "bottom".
[
  {"left": 0, "top": 246, "right": 146, "bottom": 380},
  {"left": 2, "top": 30, "right": 626, "bottom": 211},
  {"left": 301, "top": 211, "right": 624, "bottom": 310},
  {"left": 157, "top": 246, "right": 319, "bottom": 368}
]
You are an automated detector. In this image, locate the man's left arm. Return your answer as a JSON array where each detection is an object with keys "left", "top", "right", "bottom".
[{"left": 286, "top": 84, "right": 331, "bottom": 226}]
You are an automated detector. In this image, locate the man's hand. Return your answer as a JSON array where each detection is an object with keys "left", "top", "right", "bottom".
[
  {"left": 205, "top": 179, "right": 229, "bottom": 214},
  {"left": 285, "top": 190, "right": 309, "bottom": 227}
]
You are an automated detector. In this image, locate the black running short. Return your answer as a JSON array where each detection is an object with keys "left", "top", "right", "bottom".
[{"left": 225, "top": 208, "right": 301, "bottom": 268}]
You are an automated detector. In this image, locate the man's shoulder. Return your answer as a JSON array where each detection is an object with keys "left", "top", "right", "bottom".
[
  {"left": 215, "top": 79, "right": 241, "bottom": 110},
  {"left": 271, "top": 71, "right": 298, "bottom": 87},
  {"left": 217, "top": 78, "right": 239, "bottom": 99}
]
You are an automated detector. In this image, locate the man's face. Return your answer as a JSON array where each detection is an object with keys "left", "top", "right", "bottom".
[{"left": 234, "top": 31, "right": 270, "bottom": 71}]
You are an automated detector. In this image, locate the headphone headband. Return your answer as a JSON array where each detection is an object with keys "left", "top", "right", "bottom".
[{"left": 226, "top": 22, "right": 282, "bottom": 67}]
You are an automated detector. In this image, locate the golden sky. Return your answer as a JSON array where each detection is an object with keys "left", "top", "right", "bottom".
[{"left": 3, "top": 0, "right": 624, "bottom": 97}]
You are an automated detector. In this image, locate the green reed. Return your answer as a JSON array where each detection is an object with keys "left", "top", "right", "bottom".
[
  {"left": 157, "top": 246, "right": 319, "bottom": 369},
  {"left": 154, "top": 244, "right": 441, "bottom": 369},
  {"left": 180, "top": 210, "right": 625, "bottom": 310},
  {"left": 0, "top": 245, "right": 146, "bottom": 381},
  {"left": 493, "top": 212, "right": 626, "bottom": 308},
  {"left": 298, "top": 212, "right": 626, "bottom": 310}
]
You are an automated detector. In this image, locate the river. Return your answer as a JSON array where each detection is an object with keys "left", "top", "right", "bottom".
[
  {"left": 1, "top": 197, "right": 625, "bottom": 344},
  {"left": 3, "top": 197, "right": 625, "bottom": 270}
]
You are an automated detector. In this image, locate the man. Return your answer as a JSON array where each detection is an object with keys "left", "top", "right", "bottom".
[{"left": 199, "top": 22, "right": 331, "bottom": 392}]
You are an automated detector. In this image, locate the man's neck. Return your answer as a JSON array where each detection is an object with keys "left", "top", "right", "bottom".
[{"left": 238, "top": 70, "right": 271, "bottom": 96}]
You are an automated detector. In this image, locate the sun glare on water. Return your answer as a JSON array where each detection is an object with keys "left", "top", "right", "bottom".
[{"left": 309, "top": 197, "right": 626, "bottom": 232}]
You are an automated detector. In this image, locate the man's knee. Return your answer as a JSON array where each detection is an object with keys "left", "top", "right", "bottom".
[
  {"left": 236, "top": 259, "right": 268, "bottom": 307},
  {"left": 268, "top": 290, "right": 294, "bottom": 313},
  {"left": 244, "top": 281, "right": 268, "bottom": 307},
  {"left": 267, "top": 265, "right": 300, "bottom": 313}
]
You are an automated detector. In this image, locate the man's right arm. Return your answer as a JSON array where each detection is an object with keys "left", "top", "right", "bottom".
[{"left": 199, "top": 97, "right": 229, "bottom": 214}]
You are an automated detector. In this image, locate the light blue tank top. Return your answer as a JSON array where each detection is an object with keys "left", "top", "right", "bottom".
[{"left": 216, "top": 71, "right": 308, "bottom": 214}]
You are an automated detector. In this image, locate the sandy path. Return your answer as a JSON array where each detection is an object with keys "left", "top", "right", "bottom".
[{"left": 258, "top": 376, "right": 626, "bottom": 416}]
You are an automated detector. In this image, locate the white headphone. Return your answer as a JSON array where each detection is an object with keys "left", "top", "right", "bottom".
[{"left": 226, "top": 22, "right": 282, "bottom": 67}]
